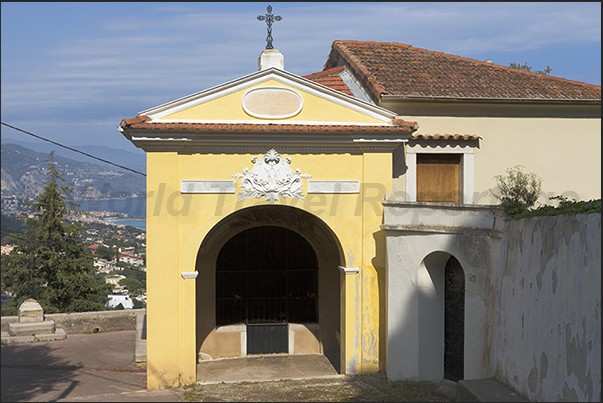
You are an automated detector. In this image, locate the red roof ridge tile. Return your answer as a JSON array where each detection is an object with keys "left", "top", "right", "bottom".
[
  {"left": 392, "top": 117, "right": 419, "bottom": 130},
  {"left": 332, "top": 42, "right": 389, "bottom": 100},
  {"left": 303, "top": 66, "right": 344, "bottom": 79},
  {"left": 121, "top": 115, "right": 151, "bottom": 125},
  {"left": 120, "top": 121, "right": 418, "bottom": 133}
]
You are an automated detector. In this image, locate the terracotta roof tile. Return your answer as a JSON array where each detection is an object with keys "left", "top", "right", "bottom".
[
  {"left": 310, "top": 77, "right": 355, "bottom": 97},
  {"left": 411, "top": 133, "right": 481, "bottom": 141},
  {"left": 303, "top": 66, "right": 345, "bottom": 80},
  {"left": 121, "top": 115, "right": 150, "bottom": 125},
  {"left": 320, "top": 40, "right": 601, "bottom": 102},
  {"left": 303, "top": 67, "right": 355, "bottom": 97},
  {"left": 120, "top": 120, "right": 417, "bottom": 133}
]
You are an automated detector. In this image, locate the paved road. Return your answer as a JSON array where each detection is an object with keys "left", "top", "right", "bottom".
[
  {"left": 1, "top": 330, "right": 182, "bottom": 402},
  {"left": 1, "top": 329, "right": 343, "bottom": 402}
]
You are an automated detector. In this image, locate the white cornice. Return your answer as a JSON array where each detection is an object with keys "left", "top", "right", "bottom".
[
  {"left": 121, "top": 122, "right": 410, "bottom": 153},
  {"left": 126, "top": 139, "right": 406, "bottom": 153},
  {"left": 148, "top": 119, "right": 399, "bottom": 126}
]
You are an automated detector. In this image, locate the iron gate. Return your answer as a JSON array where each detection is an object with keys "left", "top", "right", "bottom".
[
  {"left": 216, "top": 226, "right": 318, "bottom": 354},
  {"left": 247, "top": 323, "right": 288, "bottom": 354}
]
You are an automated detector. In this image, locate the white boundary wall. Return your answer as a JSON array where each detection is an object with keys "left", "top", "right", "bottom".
[{"left": 496, "top": 213, "right": 601, "bottom": 402}]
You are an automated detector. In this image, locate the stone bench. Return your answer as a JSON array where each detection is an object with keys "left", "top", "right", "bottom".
[{"left": 456, "top": 378, "right": 528, "bottom": 402}]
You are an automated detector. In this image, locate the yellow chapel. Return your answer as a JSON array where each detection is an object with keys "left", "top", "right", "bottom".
[{"left": 119, "top": 48, "right": 417, "bottom": 388}]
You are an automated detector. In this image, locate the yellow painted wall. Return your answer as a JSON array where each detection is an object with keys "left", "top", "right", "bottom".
[
  {"left": 146, "top": 152, "right": 197, "bottom": 389},
  {"left": 159, "top": 79, "right": 387, "bottom": 124},
  {"left": 145, "top": 149, "right": 392, "bottom": 388}
]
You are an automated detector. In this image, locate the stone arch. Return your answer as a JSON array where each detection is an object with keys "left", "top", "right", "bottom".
[{"left": 195, "top": 204, "right": 344, "bottom": 366}]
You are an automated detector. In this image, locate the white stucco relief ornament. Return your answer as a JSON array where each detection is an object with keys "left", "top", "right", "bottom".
[{"left": 233, "top": 149, "right": 311, "bottom": 203}]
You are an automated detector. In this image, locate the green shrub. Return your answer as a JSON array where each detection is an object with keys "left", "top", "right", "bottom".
[
  {"left": 493, "top": 165, "right": 542, "bottom": 218},
  {"left": 510, "top": 196, "right": 601, "bottom": 220}
]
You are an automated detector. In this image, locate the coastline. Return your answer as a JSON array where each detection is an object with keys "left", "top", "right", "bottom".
[
  {"left": 102, "top": 217, "right": 145, "bottom": 222},
  {"left": 75, "top": 196, "right": 146, "bottom": 220},
  {"left": 72, "top": 195, "right": 145, "bottom": 202},
  {"left": 104, "top": 217, "right": 146, "bottom": 229}
]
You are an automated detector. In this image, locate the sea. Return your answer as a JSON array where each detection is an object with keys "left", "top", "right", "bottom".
[{"left": 75, "top": 196, "right": 146, "bottom": 229}]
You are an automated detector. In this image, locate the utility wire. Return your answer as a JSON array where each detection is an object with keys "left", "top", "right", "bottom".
[
  {"left": 0, "top": 229, "right": 29, "bottom": 243},
  {"left": 1, "top": 122, "right": 146, "bottom": 177}
]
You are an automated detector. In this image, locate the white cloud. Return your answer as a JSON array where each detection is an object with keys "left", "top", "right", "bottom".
[{"left": 1, "top": 2, "right": 600, "bottom": 148}]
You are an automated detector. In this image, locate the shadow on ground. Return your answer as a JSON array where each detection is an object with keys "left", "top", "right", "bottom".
[{"left": 1, "top": 342, "right": 81, "bottom": 402}]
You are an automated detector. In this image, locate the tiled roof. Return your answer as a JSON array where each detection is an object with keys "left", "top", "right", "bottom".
[
  {"left": 302, "top": 67, "right": 355, "bottom": 97},
  {"left": 120, "top": 115, "right": 418, "bottom": 133},
  {"left": 320, "top": 40, "right": 601, "bottom": 102},
  {"left": 411, "top": 133, "right": 481, "bottom": 141}
]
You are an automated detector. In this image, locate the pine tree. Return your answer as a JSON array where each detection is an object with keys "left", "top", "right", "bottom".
[{"left": 1, "top": 152, "right": 110, "bottom": 315}]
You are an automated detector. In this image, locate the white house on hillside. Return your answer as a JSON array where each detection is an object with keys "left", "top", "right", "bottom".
[{"left": 106, "top": 294, "right": 134, "bottom": 309}]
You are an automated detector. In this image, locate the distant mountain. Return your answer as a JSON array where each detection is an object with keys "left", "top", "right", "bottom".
[
  {"left": 1, "top": 143, "right": 146, "bottom": 201},
  {"left": 0, "top": 137, "right": 146, "bottom": 174}
]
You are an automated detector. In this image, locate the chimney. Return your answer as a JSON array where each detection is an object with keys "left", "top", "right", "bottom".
[{"left": 258, "top": 49, "right": 284, "bottom": 71}]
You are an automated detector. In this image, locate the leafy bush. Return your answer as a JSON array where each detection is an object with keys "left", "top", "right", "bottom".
[
  {"left": 509, "top": 196, "right": 601, "bottom": 220},
  {"left": 492, "top": 165, "right": 542, "bottom": 218},
  {"left": 119, "top": 278, "right": 145, "bottom": 294},
  {"left": 132, "top": 298, "right": 146, "bottom": 309}
]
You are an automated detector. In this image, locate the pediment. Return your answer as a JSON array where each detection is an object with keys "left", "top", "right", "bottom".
[{"left": 139, "top": 68, "right": 398, "bottom": 125}]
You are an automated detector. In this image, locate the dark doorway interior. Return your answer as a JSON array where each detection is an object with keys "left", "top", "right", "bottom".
[
  {"left": 444, "top": 255, "right": 465, "bottom": 381},
  {"left": 216, "top": 226, "right": 319, "bottom": 353}
]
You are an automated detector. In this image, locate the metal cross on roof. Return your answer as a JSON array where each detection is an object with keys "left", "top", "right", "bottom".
[{"left": 257, "top": 5, "right": 282, "bottom": 50}]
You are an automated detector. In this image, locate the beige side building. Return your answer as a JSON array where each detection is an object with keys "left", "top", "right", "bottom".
[{"left": 307, "top": 40, "right": 601, "bottom": 205}]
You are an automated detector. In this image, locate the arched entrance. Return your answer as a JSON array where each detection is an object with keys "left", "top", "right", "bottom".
[
  {"left": 216, "top": 226, "right": 318, "bottom": 354},
  {"left": 444, "top": 255, "right": 464, "bottom": 381},
  {"left": 195, "top": 205, "right": 343, "bottom": 369},
  {"left": 418, "top": 251, "right": 465, "bottom": 380}
]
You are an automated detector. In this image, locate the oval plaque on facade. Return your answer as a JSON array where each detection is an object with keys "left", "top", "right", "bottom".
[{"left": 242, "top": 87, "right": 303, "bottom": 119}]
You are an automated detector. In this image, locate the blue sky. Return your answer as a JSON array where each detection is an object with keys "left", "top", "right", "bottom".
[{"left": 1, "top": 2, "right": 601, "bottom": 160}]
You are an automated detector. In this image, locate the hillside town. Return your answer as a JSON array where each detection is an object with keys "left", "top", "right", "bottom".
[{"left": 1, "top": 204, "right": 147, "bottom": 310}]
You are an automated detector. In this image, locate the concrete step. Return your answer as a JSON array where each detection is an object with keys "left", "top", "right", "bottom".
[
  {"left": 8, "top": 320, "right": 56, "bottom": 336},
  {"left": 135, "top": 312, "right": 147, "bottom": 363},
  {"left": 456, "top": 378, "right": 528, "bottom": 402},
  {"left": 1, "top": 328, "right": 66, "bottom": 345}
]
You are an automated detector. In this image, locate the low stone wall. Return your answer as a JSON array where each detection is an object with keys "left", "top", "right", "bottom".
[
  {"left": 2, "top": 309, "right": 146, "bottom": 334},
  {"left": 496, "top": 213, "right": 601, "bottom": 402}
]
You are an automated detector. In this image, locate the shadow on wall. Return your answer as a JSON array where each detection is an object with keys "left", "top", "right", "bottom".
[
  {"left": 384, "top": 221, "right": 500, "bottom": 384},
  {"left": 386, "top": 246, "right": 468, "bottom": 382}
]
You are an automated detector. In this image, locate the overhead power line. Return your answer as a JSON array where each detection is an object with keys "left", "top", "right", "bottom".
[{"left": 1, "top": 122, "right": 146, "bottom": 177}]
